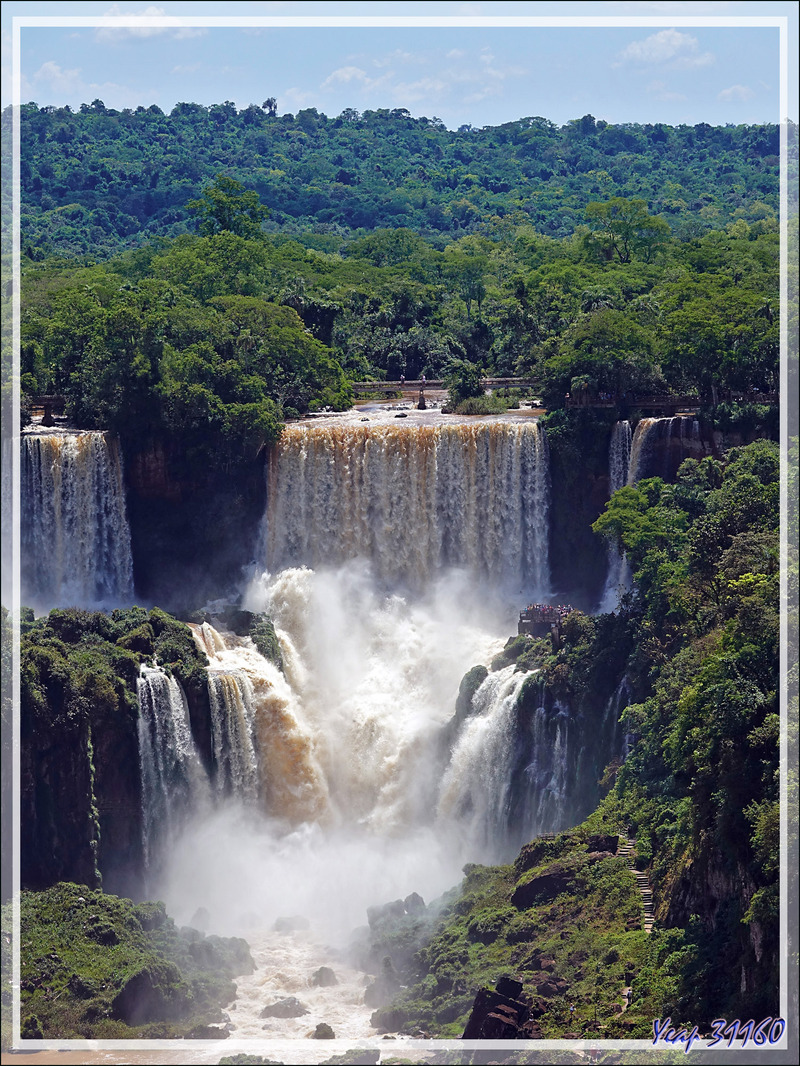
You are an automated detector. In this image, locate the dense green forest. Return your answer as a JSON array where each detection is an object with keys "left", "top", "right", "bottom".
[
  {"left": 20, "top": 177, "right": 779, "bottom": 467},
  {"left": 13, "top": 102, "right": 781, "bottom": 260}
]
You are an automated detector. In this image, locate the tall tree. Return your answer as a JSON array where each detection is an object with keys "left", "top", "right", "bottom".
[{"left": 186, "top": 175, "right": 269, "bottom": 239}]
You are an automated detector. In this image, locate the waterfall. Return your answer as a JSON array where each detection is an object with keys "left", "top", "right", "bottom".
[
  {"left": 600, "top": 416, "right": 704, "bottom": 612},
  {"left": 1, "top": 435, "right": 14, "bottom": 607},
  {"left": 602, "top": 675, "right": 630, "bottom": 757},
  {"left": 516, "top": 697, "right": 573, "bottom": 838},
  {"left": 263, "top": 422, "right": 551, "bottom": 595},
  {"left": 435, "top": 666, "right": 529, "bottom": 857},
  {"left": 598, "top": 421, "right": 633, "bottom": 612},
  {"left": 435, "top": 666, "right": 609, "bottom": 856},
  {"left": 627, "top": 415, "right": 703, "bottom": 484},
  {"left": 21, "top": 430, "right": 134, "bottom": 608},
  {"left": 190, "top": 621, "right": 329, "bottom": 823},
  {"left": 137, "top": 665, "right": 211, "bottom": 871}
]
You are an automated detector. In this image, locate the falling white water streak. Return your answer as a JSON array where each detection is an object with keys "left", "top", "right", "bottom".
[
  {"left": 137, "top": 664, "right": 211, "bottom": 872},
  {"left": 21, "top": 430, "right": 134, "bottom": 609},
  {"left": 599, "top": 420, "right": 633, "bottom": 613},
  {"left": 601, "top": 416, "right": 704, "bottom": 612},
  {"left": 436, "top": 665, "right": 529, "bottom": 857},
  {"left": 190, "top": 623, "right": 330, "bottom": 823},
  {"left": 627, "top": 415, "right": 703, "bottom": 485}
]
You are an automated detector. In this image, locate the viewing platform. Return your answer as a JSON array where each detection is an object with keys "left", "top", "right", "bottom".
[{"left": 518, "top": 603, "right": 575, "bottom": 643}]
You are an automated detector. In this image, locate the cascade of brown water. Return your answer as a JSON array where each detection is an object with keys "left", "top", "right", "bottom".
[{"left": 263, "top": 421, "right": 551, "bottom": 594}]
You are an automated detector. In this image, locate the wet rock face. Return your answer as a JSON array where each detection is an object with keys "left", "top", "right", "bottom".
[
  {"left": 111, "top": 962, "right": 188, "bottom": 1025},
  {"left": 21, "top": 703, "right": 144, "bottom": 897},
  {"left": 124, "top": 437, "right": 267, "bottom": 612},
  {"left": 364, "top": 956, "right": 403, "bottom": 1009}
]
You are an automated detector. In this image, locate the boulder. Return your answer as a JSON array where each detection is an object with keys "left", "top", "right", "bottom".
[
  {"left": 187, "top": 1024, "right": 229, "bottom": 1039},
  {"left": 404, "top": 891, "right": 425, "bottom": 914},
  {"left": 371, "top": 1006, "right": 408, "bottom": 1031},
  {"left": 511, "top": 863, "right": 573, "bottom": 908},
  {"left": 311, "top": 965, "right": 338, "bottom": 987},
  {"left": 311, "top": 1022, "right": 335, "bottom": 1039},
  {"left": 532, "top": 975, "right": 569, "bottom": 998},
  {"left": 259, "top": 996, "right": 309, "bottom": 1019},
  {"left": 366, "top": 899, "right": 406, "bottom": 928},
  {"left": 462, "top": 987, "right": 528, "bottom": 1039},
  {"left": 495, "top": 975, "right": 523, "bottom": 999}
]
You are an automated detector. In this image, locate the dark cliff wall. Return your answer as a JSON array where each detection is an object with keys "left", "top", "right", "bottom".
[
  {"left": 20, "top": 608, "right": 212, "bottom": 899},
  {"left": 544, "top": 409, "right": 616, "bottom": 608},
  {"left": 21, "top": 661, "right": 143, "bottom": 896},
  {"left": 124, "top": 437, "right": 267, "bottom": 613}
]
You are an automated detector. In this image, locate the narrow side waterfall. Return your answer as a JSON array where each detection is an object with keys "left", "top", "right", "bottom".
[
  {"left": 435, "top": 666, "right": 530, "bottom": 857},
  {"left": 21, "top": 430, "right": 134, "bottom": 608},
  {"left": 513, "top": 696, "right": 572, "bottom": 840},
  {"left": 137, "top": 665, "right": 211, "bottom": 871},
  {"left": 263, "top": 422, "right": 551, "bottom": 595},
  {"left": 436, "top": 665, "right": 622, "bottom": 858},
  {"left": 604, "top": 675, "right": 631, "bottom": 757},
  {"left": 598, "top": 420, "right": 633, "bottom": 612},
  {"left": 627, "top": 415, "right": 704, "bottom": 484},
  {"left": 600, "top": 416, "right": 705, "bottom": 612}
]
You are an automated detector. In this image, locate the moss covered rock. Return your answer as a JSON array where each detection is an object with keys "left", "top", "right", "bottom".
[{"left": 20, "top": 882, "right": 253, "bottom": 1039}]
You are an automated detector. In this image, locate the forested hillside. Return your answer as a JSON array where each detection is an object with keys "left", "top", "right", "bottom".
[
  {"left": 15, "top": 101, "right": 780, "bottom": 259},
  {"left": 20, "top": 180, "right": 779, "bottom": 467}
]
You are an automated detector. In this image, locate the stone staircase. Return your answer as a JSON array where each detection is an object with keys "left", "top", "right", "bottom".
[{"left": 618, "top": 835, "right": 655, "bottom": 934}]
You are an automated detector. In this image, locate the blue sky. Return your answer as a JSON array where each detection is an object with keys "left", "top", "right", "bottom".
[{"left": 3, "top": 2, "right": 797, "bottom": 130}]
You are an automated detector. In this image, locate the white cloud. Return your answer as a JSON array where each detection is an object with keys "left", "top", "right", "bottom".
[
  {"left": 30, "top": 61, "right": 84, "bottom": 94},
  {"left": 373, "top": 49, "right": 420, "bottom": 69},
  {"left": 95, "top": 5, "right": 207, "bottom": 42},
  {"left": 390, "top": 77, "right": 449, "bottom": 105},
  {"left": 321, "top": 66, "right": 370, "bottom": 89},
  {"left": 717, "top": 84, "right": 754, "bottom": 102},
  {"left": 315, "top": 45, "right": 526, "bottom": 116},
  {"left": 615, "top": 29, "right": 714, "bottom": 69},
  {"left": 23, "top": 58, "right": 147, "bottom": 110}
]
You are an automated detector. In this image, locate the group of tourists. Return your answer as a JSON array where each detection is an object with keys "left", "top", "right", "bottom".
[{"left": 521, "top": 602, "right": 574, "bottom": 619}]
